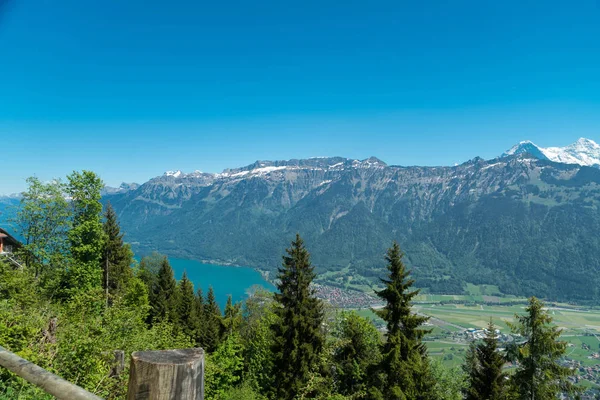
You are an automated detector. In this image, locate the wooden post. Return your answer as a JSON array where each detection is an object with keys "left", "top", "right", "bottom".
[
  {"left": 127, "top": 348, "right": 204, "bottom": 400},
  {"left": 110, "top": 350, "right": 125, "bottom": 377}
]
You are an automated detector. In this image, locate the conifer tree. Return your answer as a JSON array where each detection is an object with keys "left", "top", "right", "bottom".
[
  {"left": 177, "top": 271, "right": 198, "bottom": 339},
  {"left": 222, "top": 295, "right": 242, "bottom": 338},
  {"left": 151, "top": 257, "right": 178, "bottom": 324},
  {"left": 464, "top": 320, "right": 507, "bottom": 400},
  {"left": 508, "top": 297, "right": 578, "bottom": 399},
  {"left": 271, "top": 234, "right": 324, "bottom": 400},
  {"left": 101, "top": 202, "right": 133, "bottom": 299},
  {"left": 194, "top": 288, "right": 206, "bottom": 347},
  {"left": 204, "top": 286, "right": 222, "bottom": 352},
  {"left": 372, "top": 241, "right": 434, "bottom": 400}
]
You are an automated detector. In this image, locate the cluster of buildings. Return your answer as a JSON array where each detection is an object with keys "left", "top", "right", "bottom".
[
  {"left": 450, "top": 327, "right": 513, "bottom": 343},
  {"left": 312, "top": 283, "right": 382, "bottom": 308}
]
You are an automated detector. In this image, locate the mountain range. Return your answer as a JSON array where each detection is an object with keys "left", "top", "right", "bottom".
[
  {"left": 3, "top": 138, "right": 600, "bottom": 302},
  {"left": 94, "top": 138, "right": 600, "bottom": 303}
]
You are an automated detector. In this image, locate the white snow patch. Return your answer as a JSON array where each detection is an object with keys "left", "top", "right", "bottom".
[
  {"left": 252, "top": 166, "right": 287, "bottom": 175},
  {"left": 481, "top": 162, "right": 503, "bottom": 170}
]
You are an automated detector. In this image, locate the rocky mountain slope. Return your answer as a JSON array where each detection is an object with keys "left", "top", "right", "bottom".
[{"left": 105, "top": 153, "right": 600, "bottom": 302}]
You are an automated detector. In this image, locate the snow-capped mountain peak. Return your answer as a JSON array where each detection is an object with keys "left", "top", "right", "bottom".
[
  {"left": 503, "top": 138, "right": 600, "bottom": 167},
  {"left": 164, "top": 170, "right": 183, "bottom": 178}
]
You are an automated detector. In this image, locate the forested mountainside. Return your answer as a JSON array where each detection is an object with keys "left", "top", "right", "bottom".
[{"left": 104, "top": 154, "right": 600, "bottom": 302}]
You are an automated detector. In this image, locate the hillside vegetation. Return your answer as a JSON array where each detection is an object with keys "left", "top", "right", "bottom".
[
  {"left": 0, "top": 170, "right": 581, "bottom": 399},
  {"left": 104, "top": 155, "right": 600, "bottom": 302}
]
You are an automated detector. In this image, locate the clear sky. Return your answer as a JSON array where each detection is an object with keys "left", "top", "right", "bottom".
[{"left": 0, "top": 0, "right": 599, "bottom": 194}]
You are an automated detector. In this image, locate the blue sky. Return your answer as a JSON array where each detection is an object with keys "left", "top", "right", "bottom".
[{"left": 0, "top": 0, "right": 599, "bottom": 194}]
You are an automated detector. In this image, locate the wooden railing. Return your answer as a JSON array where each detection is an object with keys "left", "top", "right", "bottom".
[{"left": 0, "top": 345, "right": 204, "bottom": 400}]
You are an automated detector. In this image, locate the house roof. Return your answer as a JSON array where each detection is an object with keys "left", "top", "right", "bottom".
[{"left": 0, "top": 228, "right": 21, "bottom": 247}]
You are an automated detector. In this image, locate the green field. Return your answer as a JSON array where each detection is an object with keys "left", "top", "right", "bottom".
[{"left": 350, "top": 302, "right": 600, "bottom": 374}]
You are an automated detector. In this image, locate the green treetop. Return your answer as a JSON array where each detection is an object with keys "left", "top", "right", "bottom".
[
  {"left": 463, "top": 319, "right": 508, "bottom": 400},
  {"left": 62, "top": 170, "right": 105, "bottom": 294},
  {"left": 13, "top": 176, "right": 70, "bottom": 277},
  {"left": 204, "top": 286, "right": 223, "bottom": 353},
  {"left": 331, "top": 311, "right": 382, "bottom": 398},
  {"left": 222, "top": 295, "right": 242, "bottom": 339},
  {"left": 271, "top": 234, "right": 324, "bottom": 400},
  {"left": 508, "top": 297, "right": 578, "bottom": 400},
  {"left": 101, "top": 202, "right": 133, "bottom": 299},
  {"left": 151, "top": 257, "right": 179, "bottom": 324},
  {"left": 372, "top": 241, "right": 434, "bottom": 400},
  {"left": 177, "top": 271, "right": 199, "bottom": 339}
]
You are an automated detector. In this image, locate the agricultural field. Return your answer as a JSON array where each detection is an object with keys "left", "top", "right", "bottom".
[{"left": 350, "top": 301, "right": 600, "bottom": 379}]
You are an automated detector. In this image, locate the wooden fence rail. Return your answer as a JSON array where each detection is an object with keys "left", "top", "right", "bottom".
[
  {"left": 0, "top": 345, "right": 103, "bottom": 400},
  {"left": 0, "top": 345, "right": 204, "bottom": 400}
]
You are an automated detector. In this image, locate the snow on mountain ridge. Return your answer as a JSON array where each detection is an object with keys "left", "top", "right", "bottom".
[
  {"left": 164, "top": 157, "right": 388, "bottom": 180},
  {"left": 503, "top": 138, "right": 600, "bottom": 167}
]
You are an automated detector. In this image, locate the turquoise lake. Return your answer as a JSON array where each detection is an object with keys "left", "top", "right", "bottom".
[{"left": 169, "top": 258, "right": 276, "bottom": 309}]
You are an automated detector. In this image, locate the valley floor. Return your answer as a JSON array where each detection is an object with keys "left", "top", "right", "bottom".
[{"left": 351, "top": 301, "right": 600, "bottom": 392}]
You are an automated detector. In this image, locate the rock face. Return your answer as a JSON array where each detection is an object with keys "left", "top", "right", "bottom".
[{"left": 105, "top": 154, "right": 600, "bottom": 302}]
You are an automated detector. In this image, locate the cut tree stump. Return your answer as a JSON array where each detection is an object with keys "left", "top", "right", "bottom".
[{"left": 127, "top": 348, "right": 204, "bottom": 400}]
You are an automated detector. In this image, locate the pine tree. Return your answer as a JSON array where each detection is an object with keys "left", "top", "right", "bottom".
[
  {"left": 508, "top": 297, "right": 578, "bottom": 400},
  {"left": 151, "top": 257, "right": 178, "bottom": 324},
  {"left": 271, "top": 234, "right": 324, "bottom": 400},
  {"left": 194, "top": 288, "right": 206, "bottom": 347},
  {"left": 372, "top": 241, "right": 434, "bottom": 400},
  {"left": 204, "top": 286, "right": 222, "bottom": 352},
  {"left": 222, "top": 295, "right": 242, "bottom": 338},
  {"left": 101, "top": 202, "right": 133, "bottom": 300},
  {"left": 464, "top": 319, "right": 507, "bottom": 400},
  {"left": 177, "top": 271, "right": 198, "bottom": 339},
  {"left": 462, "top": 342, "right": 478, "bottom": 399}
]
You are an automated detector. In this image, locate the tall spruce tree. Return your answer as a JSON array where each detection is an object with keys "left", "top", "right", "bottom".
[
  {"left": 508, "top": 297, "right": 578, "bottom": 400},
  {"left": 177, "top": 271, "right": 198, "bottom": 339},
  {"left": 204, "top": 286, "right": 222, "bottom": 352},
  {"left": 463, "top": 319, "right": 507, "bottom": 400},
  {"left": 222, "top": 295, "right": 242, "bottom": 338},
  {"left": 194, "top": 288, "right": 206, "bottom": 347},
  {"left": 101, "top": 202, "right": 133, "bottom": 299},
  {"left": 151, "top": 257, "right": 179, "bottom": 324},
  {"left": 372, "top": 241, "right": 434, "bottom": 400},
  {"left": 271, "top": 234, "right": 324, "bottom": 400}
]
